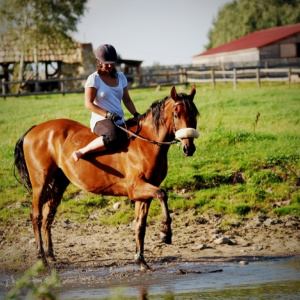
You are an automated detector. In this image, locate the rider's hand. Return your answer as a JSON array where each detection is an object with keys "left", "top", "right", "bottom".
[
  {"left": 133, "top": 112, "right": 140, "bottom": 119},
  {"left": 106, "top": 112, "right": 121, "bottom": 121}
]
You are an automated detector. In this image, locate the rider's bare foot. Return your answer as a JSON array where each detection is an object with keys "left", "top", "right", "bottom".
[{"left": 73, "top": 151, "right": 83, "bottom": 161}]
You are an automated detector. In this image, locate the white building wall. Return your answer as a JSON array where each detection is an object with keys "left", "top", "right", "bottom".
[{"left": 192, "top": 48, "right": 260, "bottom": 66}]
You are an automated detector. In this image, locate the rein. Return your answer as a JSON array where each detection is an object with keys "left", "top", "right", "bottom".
[
  {"left": 114, "top": 98, "right": 199, "bottom": 146},
  {"left": 114, "top": 120, "right": 180, "bottom": 146}
]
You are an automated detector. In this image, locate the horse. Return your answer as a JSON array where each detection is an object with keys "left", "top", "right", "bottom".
[{"left": 14, "top": 86, "right": 200, "bottom": 270}]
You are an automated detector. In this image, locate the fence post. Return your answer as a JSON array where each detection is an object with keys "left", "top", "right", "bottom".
[
  {"left": 211, "top": 69, "right": 215, "bottom": 89},
  {"left": 2, "top": 78, "right": 6, "bottom": 100},
  {"left": 233, "top": 68, "right": 237, "bottom": 90},
  {"left": 35, "top": 79, "right": 39, "bottom": 92},
  {"left": 288, "top": 67, "right": 291, "bottom": 88},
  {"left": 183, "top": 68, "right": 188, "bottom": 88},
  {"left": 60, "top": 75, "right": 65, "bottom": 96},
  {"left": 256, "top": 68, "right": 260, "bottom": 88}
]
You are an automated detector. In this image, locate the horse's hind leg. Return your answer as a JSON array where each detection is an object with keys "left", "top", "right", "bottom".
[
  {"left": 30, "top": 186, "right": 48, "bottom": 263},
  {"left": 134, "top": 200, "right": 152, "bottom": 270},
  {"left": 42, "top": 169, "right": 70, "bottom": 261}
]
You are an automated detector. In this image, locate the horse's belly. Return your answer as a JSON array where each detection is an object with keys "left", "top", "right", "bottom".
[{"left": 62, "top": 156, "right": 129, "bottom": 197}]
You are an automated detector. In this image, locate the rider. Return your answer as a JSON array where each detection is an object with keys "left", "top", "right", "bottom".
[{"left": 73, "top": 44, "right": 140, "bottom": 161}]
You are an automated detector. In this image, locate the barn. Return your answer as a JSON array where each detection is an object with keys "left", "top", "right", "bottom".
[
  {"left": 0, "top": 32, "right": 96, "bottom": 92},
  {"left": 192, "top": 23, "right": 300, "bottom": 69},
  {"left": 0, "top": 32, "right": 143, "bottom": 93}
]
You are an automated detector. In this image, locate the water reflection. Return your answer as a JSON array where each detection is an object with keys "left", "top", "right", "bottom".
[
  {"left": 138, "top": 286, "right": 148, "bottom": 300},
  {"left": 57, "top": 257, "right": 300, "bottom": 299}
]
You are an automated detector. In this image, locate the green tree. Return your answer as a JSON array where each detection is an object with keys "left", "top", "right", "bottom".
[
  {"left": 0, "top": 0, "right": 87, "bottom": 82},
  {"left": 206, "top": 0, "right": 300, "bottom": 49}
]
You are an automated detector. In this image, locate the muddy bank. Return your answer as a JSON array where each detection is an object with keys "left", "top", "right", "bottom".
[{"left": 0, "top": 212, "right": 299, "bottom": 275}]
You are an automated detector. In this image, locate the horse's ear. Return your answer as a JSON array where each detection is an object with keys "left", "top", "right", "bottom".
[
  {"left": 190, "top": 85, "right": 196, "bottom": 100},
  {"left": 171, "top": 86, "right": 178, "bottom": 100}
]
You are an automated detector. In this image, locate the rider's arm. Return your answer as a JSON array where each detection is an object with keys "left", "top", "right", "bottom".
[{"left": 122, "top": 86, "right": 139, "bottom": 117}]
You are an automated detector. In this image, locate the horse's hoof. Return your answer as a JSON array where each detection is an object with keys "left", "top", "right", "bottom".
[
  {"left": 36, "top": 252, "right": 49, "bottom": 267},
  {"left": 140, "top": 262, "right": 151, "bottom": 271},
  {"left": 47, "top": 255, "right": 56, "bottom": 262},
  {"left": 135, "top": 254, "right": 151, "bottom": 271},
  {"left": 160, "top": 232, "right": 172, "bottom": 244},
  {"left": 37, "top": 257, "right": 49, "bottom": 268}
]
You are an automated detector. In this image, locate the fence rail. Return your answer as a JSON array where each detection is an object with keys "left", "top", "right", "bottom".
[
  {"left": 1, "top": 67, "right": 299, "bottom": 98},
  {"left": 186, "top": 67, "right": 300, "bottom": 89}
]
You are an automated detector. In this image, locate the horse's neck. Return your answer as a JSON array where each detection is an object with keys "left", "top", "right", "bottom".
[{"left": 141, "top": 110, "right": 173, "bottom": 143}]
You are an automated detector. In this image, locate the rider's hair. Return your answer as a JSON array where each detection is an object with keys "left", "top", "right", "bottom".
[{"left": 96, "top": 61, "right": 117, "bottom": 78}]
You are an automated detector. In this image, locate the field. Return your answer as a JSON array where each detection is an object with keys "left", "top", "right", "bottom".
[
  {"left": 0, "top": 82, "right": 300, "bottom": 277},
  {"left": 0, "top": 82, "right": 299, "bottom": 226}
]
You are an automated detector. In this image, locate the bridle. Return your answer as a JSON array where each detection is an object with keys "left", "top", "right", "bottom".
[
  {"left": 114, "top": 100, "right": 198, "bottom": 146},
  {"left": 172, "top": 101, "right": 185, "bottom": 133}
]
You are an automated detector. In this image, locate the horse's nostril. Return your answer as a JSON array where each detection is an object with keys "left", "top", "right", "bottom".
[
  {"left": 183, "top": 144, "right": 196, "bottom": 156},
  {"left": 183, "top": 145, "right": 188, "bottom": 154}
]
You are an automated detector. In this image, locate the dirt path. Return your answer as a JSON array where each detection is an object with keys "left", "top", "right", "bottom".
[{"left": 0, "top": 212, "right": 299, "bottom": 274}]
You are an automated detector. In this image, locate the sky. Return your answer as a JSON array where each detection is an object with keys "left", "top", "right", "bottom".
[{"left": 71, "top": 0, "right": 231, "bottom": 67}]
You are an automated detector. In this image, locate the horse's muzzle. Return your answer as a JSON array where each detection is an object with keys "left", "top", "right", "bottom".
[{"left": 182, "top": 140, "right": 196, "bottom": 156}]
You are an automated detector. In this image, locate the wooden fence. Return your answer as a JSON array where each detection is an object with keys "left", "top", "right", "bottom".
[
  {"left": 1, "top": 67, "right": 299, "bottom": 98},
  {"left": 186, "top": 67, "right": 300, "bottom": 89}
]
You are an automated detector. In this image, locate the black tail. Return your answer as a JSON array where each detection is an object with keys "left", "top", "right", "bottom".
[{"left": 14, "top": 126, "right": 36, "bottom": 191}]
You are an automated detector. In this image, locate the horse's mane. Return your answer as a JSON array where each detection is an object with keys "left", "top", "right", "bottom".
[
  {"left": 145, "top": 93, "right": 199, "bottom": 132},
  {"left": 126, "top": 93, "right": 199, "bottom": 133},
  {"left": 146, "top": 96, "right": 169, "bottom": 131}
]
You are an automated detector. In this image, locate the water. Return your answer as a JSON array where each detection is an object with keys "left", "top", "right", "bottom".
[
  {"left": 58, "top": 257, "right": 300, "bottom": 299},
  {"left": 1, "top": 257, "right": 299, "bottom": 299}
]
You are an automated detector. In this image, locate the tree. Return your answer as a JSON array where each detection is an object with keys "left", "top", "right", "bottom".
[
  {"left": 0, "top": 0, "right": 87, "bottom": 83},
  {"left": 206, "top": 0, "right": 300, "bottom": 50}
]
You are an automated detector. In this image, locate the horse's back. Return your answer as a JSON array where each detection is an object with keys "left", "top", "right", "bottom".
[
  {"left": 25, "top": 118, "right": 96, "bottom": 148},
  {"left": 26, "top": 118, "right": 90, "bottom": 137}
]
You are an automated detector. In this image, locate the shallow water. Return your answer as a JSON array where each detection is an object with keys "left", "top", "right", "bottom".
[
  {"left": 58, "top": 257, "right": 300, "bottom": 299},
  {"left": 1, "top": 257, "right": 299, "bottom": 299}
]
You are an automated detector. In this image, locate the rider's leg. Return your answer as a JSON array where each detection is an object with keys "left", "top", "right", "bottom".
[{"left": 73, "top": 136, "right": 106, "bottom": 161}]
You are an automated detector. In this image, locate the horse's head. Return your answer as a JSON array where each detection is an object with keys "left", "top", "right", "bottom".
[{"left": 170, "top": 86, "right": 199, "bottom": 156}]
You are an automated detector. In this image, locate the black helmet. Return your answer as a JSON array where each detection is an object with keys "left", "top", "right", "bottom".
[{"left": 96, "top": 44, "right": 117, "bottom": 64}]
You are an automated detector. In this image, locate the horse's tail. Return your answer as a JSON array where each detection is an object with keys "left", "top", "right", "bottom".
[{"left": 14, "top": 126, "right": 36, "bottom": 192}]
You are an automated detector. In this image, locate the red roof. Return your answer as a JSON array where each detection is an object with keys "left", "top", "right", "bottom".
[{"left": 195, "top": 23, "right": 300, "bottom": 57}]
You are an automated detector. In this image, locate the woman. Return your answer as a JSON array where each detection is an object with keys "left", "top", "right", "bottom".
[{"left": 73, "top": 44, "right": 140, "bottom": 161}]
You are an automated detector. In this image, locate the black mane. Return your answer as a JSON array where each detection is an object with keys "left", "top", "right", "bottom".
[
  {"left": 127, "top": 92, "right": 199, "bottom": 133},
  {"left": 146, "top": 96, "right": 169, "bottom": 132},
  {"left": 145, "top": 93, "right": 199, "bottom": 132}
]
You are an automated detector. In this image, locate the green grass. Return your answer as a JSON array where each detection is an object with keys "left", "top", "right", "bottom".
[{"left": 1, "top": 82, "right": 299, "bottom": 226}]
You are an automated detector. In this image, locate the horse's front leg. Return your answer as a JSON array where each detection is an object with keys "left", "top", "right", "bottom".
[
  {"left": 156, "top": 189, "right": 172, "bottom": 244},
  {"left": 129, "top": 180, "right": 172, "bottom": 268},
  {"left": 134, "top": 200, "right": 151, "bottom": 270}
]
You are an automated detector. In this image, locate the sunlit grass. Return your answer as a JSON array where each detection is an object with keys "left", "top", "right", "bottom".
[{"left": 1, "top": 83, "right": 299, "bottom": 226}]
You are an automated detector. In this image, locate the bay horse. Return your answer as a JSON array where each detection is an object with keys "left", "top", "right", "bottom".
[{"left": 14, "top": 86, "right": 199, "bottom": 270}]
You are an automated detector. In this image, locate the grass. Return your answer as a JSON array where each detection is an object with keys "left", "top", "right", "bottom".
[
  {"left": 5, "top": 260, "right": 60, "bottom": 299},
  {"left": 0, "top": 82, "right": 299, "bottom": 226}
]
